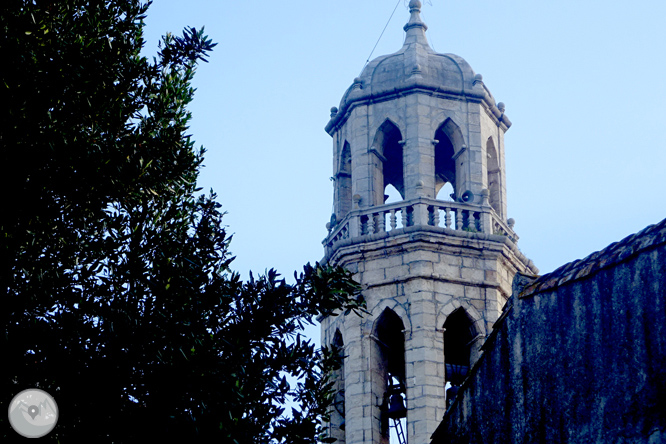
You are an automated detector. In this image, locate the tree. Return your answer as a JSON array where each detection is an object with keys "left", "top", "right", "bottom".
[{"left": 1, "top": 1, "right": 363, "bottom": 441}]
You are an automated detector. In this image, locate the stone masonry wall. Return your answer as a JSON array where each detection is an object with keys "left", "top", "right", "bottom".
[
  {"left": 322, "top": 228, "right": 536, "bottom": 444},
  {"left": 432, "top": 219, "right": 666, "bottom": 443}
]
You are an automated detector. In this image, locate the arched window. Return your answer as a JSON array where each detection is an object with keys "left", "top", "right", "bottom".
[
  {"left": 434, "top": 130, "right": 455, "bottom": 199},
  {"left": 372, "top": 120, "right": 404, "bottom": 206},
  {"left": 384, "top": 184, "right": 402, "bottom": 204},
  {"left": 374, "top": 308, "right": 407, "bottom": 442},
  {"left": 435, "top": 182, "right": 455, "bottom": 201},
  {"left": 443, "top": 309, "right": 476, "bottom": 408},
  {"left": 434, "top": 119, "right": 464, "bottom": 201},
  {"left": 486, "top": 137, "right": 501, "bottom": 215},
  {"left": 330, "top": 330, "right": 346, "bottom": 442},
  {"left": 337, "top": 142, "right": 352, "bottom": 218}
]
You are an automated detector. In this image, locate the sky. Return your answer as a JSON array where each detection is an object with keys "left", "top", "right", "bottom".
[{"left": 141, "top": 0, "right": 666, "bottom": 286}]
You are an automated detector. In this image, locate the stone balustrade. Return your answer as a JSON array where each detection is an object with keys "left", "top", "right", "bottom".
[{"left": 324, "top": 197, "right": 518, "bottom": 253}]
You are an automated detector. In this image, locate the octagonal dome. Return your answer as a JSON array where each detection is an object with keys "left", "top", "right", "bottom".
[{"left": 328, "top": 0, "right": 505, "bottom": 132}]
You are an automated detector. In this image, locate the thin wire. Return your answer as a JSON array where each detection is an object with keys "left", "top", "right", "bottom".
[
  {"left": 362, "top": 0, "right": 402, "bottom": 72},
  {"left": 422, "top": 7, "right": 435, "bottom": 52},
  {"left": 423, "top": 0, "right": 436, "bottom": 52}
]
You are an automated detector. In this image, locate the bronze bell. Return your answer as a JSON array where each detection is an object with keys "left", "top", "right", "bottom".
[{"left": 386, "top": 393, "right": 407, "bottom": 419}]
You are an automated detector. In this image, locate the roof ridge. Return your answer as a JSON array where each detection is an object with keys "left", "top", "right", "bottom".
[{"left": 520, "top": 217, "right": 666, "bottom": 298}]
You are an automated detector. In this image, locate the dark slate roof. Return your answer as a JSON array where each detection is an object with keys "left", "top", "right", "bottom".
[{"left": 520, "top": 217, "right": 666, "bottom": 299}]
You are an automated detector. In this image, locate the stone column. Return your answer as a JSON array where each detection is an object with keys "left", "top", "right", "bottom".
[
  {"left": 404, "top": 290, "right": 446, "bottom": 443},
  {"left": 343, "top": 317, "right": 371, "bottom": 444}
]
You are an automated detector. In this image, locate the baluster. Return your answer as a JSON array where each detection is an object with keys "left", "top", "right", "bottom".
[
  {"left": 367, "top": 213, "right": 375, "bottom": 234},
  {"left": 390, "top": 209, "right": 397, "bottom": 230},
  {"left": 456, "top": 208, "right": 463, "bottom": 230},
  {"left": 445, "top": 208, "right": 451, "bottom": 229},
  {"left": 432, "top": 206, "right": 440, "bottom": 227},
  {"left": 377, "top": 211, "right": 385, "bottom": 233},
  {"left": 478, "top": 212, "right": 484, "bottom": 233},
  {"left": 401, "top": 207, "right": 408, "bottom": 227},
  {"left": 468, "top": 210, "right": 476, "bottom": 231}
]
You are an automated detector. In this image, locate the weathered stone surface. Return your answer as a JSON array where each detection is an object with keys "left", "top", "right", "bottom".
[
  {"left": 319, "top": 2, "right": 536, "bottom": 443},
  {"left": 433, "top": 217, "right": 666, "bottom": 444}
]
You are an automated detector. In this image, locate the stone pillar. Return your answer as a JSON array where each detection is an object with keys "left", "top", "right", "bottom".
[
  {"left": 343, "top": 317, "right": 371, "bottom": 444},
  {"left": 405, "top": 289, "right": 446, "bottom": 443},
  {"left": 479, "top": 189, "right": 493, "bottom": 234}
]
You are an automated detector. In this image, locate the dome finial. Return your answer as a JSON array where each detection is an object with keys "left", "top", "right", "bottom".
[{"left": 404, "top": 0, "right": 428, "bottom": 45}]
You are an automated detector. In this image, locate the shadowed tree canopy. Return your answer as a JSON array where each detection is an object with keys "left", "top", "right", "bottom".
[{"left": 0, "top": 1, "right": 364, "bottom": 442}]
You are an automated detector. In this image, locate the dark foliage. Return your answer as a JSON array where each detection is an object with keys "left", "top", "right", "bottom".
[{"left": 0, "top": 1, "right": 363, "bottom": 442}]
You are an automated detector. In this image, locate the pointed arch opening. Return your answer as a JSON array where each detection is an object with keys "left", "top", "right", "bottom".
[
  {"left": 486, "top": 137, "right": 501, "bottom": 215},
  {"left": 372, "top": 120, "right": 404, "bottom": 206},
  {"left": 330, "top": 330, "right": 346, "bottom": 441},
  {"left": 374, "top": 308, "right": 407, "bottom": 442},
  {"left": 434, "top": 119, "right": 464, "bottom": 201},
  {"left": 337, "top": 141, "right": 352, "bottom": 218},
  {"left": 384, "top": 184, "right": 402, "bottom": 204},
  {"left": 443, "top": 308, "right": 477, "bottom": 408},
  {"left": 435, "top": 182, "right": 455, "bottom": 201}
]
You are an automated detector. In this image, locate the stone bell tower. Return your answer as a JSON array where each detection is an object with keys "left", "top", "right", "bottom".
[{"left": 320, "top": 2, "right": 538, "bottom": 443}]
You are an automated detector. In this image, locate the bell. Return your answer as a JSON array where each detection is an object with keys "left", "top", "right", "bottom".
[{"left": 386, "top": 393, "right": 407, "bottom": 419}]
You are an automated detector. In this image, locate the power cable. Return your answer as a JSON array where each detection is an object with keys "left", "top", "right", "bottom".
[{"left": 361, "top": 0, "right": 402, "bottom": 73}]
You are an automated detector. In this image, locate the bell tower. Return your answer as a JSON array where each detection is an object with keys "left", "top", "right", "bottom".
[{"left": 320, "top": 2, "right": 538, "bottom": 443}]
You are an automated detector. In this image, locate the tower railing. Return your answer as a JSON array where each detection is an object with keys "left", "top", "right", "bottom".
[{"left": 324, "top": 197, "right": 517, "bottom": 253}]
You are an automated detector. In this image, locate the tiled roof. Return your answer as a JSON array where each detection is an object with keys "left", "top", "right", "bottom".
[{"left": 520, "top": 217, "right": 666, "bottom": 298}]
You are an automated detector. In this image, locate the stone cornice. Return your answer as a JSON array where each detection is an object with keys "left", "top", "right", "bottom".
[
  {"left": 326, "top": 82, "right": 510, "bottom": 135},
  {"left": 325, "top": 226, "right": 538, "bottom": 276}
]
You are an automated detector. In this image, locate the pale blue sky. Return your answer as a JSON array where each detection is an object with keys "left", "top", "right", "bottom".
[{"left": 143, "top": 0, "right": 666, "bottom": 282}]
